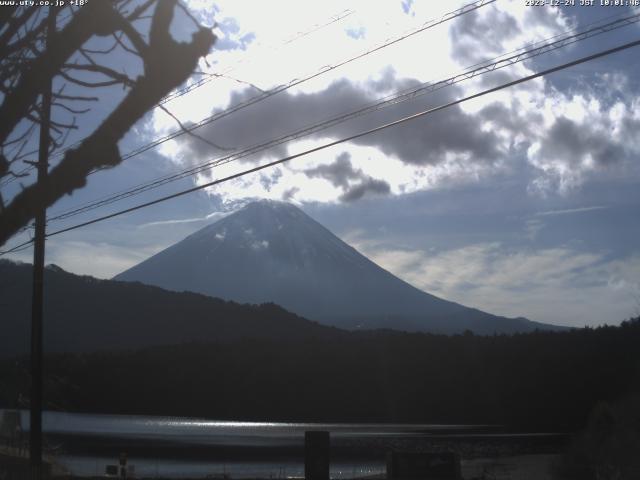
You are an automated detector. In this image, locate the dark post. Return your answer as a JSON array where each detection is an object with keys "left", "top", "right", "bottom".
[
  {"left": 304, "top": 431, "right": 330, "bottom": 480},
  {"left": 30, "top": 6, "right": 55, "bottom": 479},
  {"left": 119, "top": 452, "right": 128, "bottom": 479}
]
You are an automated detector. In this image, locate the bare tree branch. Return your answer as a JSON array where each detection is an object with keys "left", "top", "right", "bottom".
[
  {"left": 80, "top": 41, "right": 120, "bottom": 56},
  {"left": 52, "top": 93, "right": 99, "bottom": 102},
  {"left": 62, "top": 62, "right": 135, "bottom": 86},
  {"left": 52, "top": 103, "right": 91, "bottom": 115},
  {"left": 58, "top": 71, "right": 125, "bottom": 89},
  {"left": 0, "top": 0, "right": 215, "bottom": 245},
  {"left": 0, "top": 2, "right": 123, "bottom": 146},
  {"left": 50, "top": 119, "right": 78, "bottom": 131},
  {"left": 159, "top": 104, "right": 232, "bottom": 151},
  {"left": 0, "top": 7, "right": 38, "bottom": 52},
  {"left": 0, "top": 15, "right": 47, "bottom": 60},
  {"left": 117, "top": 19, "right": 149, "bottom": 56},
  {"left": 126, "top": 0, "right": 158, "bottom": 22}
]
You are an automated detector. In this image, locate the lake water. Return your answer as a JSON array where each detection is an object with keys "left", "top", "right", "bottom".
[{"left": 1, "top": 410, "right": 502, "bottom": 478}]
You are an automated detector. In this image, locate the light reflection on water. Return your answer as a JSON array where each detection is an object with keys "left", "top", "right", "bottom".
[
  {"left": 11, "top": 409, "right": 483, "bottom": 438},
  {"left": 2, "top": 410, "right": 493, "bottom": 478}
]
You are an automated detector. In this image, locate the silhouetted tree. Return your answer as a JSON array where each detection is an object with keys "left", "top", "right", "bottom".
[
  {"left": 0, "top": 0, "right": 215, "bottom": 245},
  {"left": 559, "top": 394, "right": 640, "bottom": 480}
]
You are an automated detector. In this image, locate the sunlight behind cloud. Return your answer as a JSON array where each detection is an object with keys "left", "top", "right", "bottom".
[{"left": 158, "top": 0, "right": 639, "bottom": 205}]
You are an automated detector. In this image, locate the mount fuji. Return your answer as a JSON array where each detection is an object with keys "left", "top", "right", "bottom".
[{"left": 114, "top": 200, "right": 562, "bottom": 334}]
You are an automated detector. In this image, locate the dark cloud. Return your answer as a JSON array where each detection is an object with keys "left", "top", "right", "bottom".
[
  {"left": 184, "top": 78, "right": 373, "bottom": 160},
  {"left": 303, "top": 152, "right": 390, "bottom": 203},
  {"left": 478, "top": 101, "right": 543, "bottom": 147},
  {"left": 478, "top": 68, "right": 521, "bottom": 89},
  {"left": 449, "top": 8, "right": 519, "bottom": 65},
  {"left": 282, "top": 186, "right": 299, "bottom": 201},
  {"left": 365, "top": 96, "right": 501, "bottom": 165},
  {"left": 181, "top": 72, "right": 504, "bottom": 169},
  {"left": 340, "top": 177, "right": 391, "bottom": 202},
  {"left": 536, "top": 116, "right": 627, "bottom": 167},
  {"left": 304, "top": 152, "right": 361, "bottom": 188},
  {"left": 176, "top": 40, "right": 637, "bottom": 196}
]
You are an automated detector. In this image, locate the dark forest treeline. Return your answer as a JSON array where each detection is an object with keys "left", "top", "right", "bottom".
[
  {"left": 0, "top": 260, "right": 344, "bottom": 356},
  {"left": 1, "top": 318, "right": 639, "bottom": 431}
]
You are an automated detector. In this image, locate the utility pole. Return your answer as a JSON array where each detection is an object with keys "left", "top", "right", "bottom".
[{"left": 30, "top": 6, "right": 55, "bottom": 479}]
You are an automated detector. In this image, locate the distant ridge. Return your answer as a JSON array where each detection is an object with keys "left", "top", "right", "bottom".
[
  {"left": 0, "top": 259, "right": 343, "bottom": 356},
  {"left": 115, "top": 200, "right": 565, "bottom": 334}
]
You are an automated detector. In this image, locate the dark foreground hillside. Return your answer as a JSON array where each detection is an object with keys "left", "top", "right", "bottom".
[
  {"left": 0, "top": 260, "right": 343, "bottom": 356},
  {"left": 1, "top": 319, "right": 638, "bottom": 431}
]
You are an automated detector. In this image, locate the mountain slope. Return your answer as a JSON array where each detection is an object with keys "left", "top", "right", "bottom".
[
  {"left": 115, "top": 200, "right": 562, "bottom": 334},
  {"left": 0, "top": 260, "right": 342, "bottom": 357}
]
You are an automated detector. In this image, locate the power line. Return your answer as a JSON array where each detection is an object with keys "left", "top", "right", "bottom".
[
  {"left": 29, "top": 5, "right": 56, "bottom": 473},
  {"left": 70, "top": 7, "right": 357, "bottom": 151},
  {"left": 43, "top": 11, "right": 640, "bottom": 225},
  {"left": 459, "top": 6, "right": 639, "bottom": 73},
  {"left": 23, "top": 37, "right": 639, "bottom": 243},
  {"left": 3, "top": 37, "right": 639, "bottom": 254},
  {"left": 158, "top": 8, "right": 356, "bottom": 105},
  {"left": 157, "top": 1, "right": 495, "bottom": 107},
  {"left": 0, "top": 237, "right": 34, "bottom": 256},
  {"left": 39, "top": 0, "right": 501, "bottom": 223},
  {"left": 0, "top": 7, "right": 99, "bottom": 188},
  {"left": 51, "top": 0, "right": 496, "bottom": 182},
  {"left": 104, "top": 0, "right": 496, "bottom": 167},
  {"left": 0, "top": 6, "right": 358, "bottom": 188},
  {"left": 0, "top": 165, "right": 34, "bottom": 188}
]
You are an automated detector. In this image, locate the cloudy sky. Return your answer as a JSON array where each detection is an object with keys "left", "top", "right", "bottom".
[{"left": 3, "top": 0, "right": 640, "bottom": 327}]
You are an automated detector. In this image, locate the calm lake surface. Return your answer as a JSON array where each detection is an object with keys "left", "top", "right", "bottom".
[{"left": 2, "top": 410, "right": 502, "bottom": 478}]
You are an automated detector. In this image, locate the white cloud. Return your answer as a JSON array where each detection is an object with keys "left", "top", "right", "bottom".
[
  {"left": 162, "top": 0, "right": 640, "bottom": 205},
  {"left": 250, "top": 239, "right": 269, "bottom": 250},
  {"left": 346, "top": 235, "right": 640, "bottom": 327},
  {"left": 526, "top": 92, "right": 640, "bottom": 195},
  {"left": 146, "top": 0, "right": 640, "bottom": 203},
  {"left": 536, "top": 206, "right": 607, "bottom": 216},
  {"left": 138, "top": 210, "right": 229, "bottom": 228}
]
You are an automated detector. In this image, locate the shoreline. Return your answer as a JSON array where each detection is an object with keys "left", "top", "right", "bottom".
[
  {"left": 3, "top": 435, "right": 569, "bottom": 480},
  {"left": 48, "top": 431, "right": 570, "bottom": 459}
]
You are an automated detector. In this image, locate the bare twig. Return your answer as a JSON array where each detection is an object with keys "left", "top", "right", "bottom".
[
  {"left": 58, "top": 70, "right": 129, "bottom": 89},
  {"left": 62, "top": 63, "right": 136, "bottom": 87},
  {"left": 159, "top": 104, "right": 233, "bottom": 151},
  {"left": 52, "top": 93, "right": 99, "bottom": 102},
  {"left": 0, "top": 0, "right": 216, "bottom": 245},
  {"left": 52, "top": 103, "right": 91, "bottom": 115}
]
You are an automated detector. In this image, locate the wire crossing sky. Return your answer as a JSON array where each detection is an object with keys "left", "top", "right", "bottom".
[
  {"left": 41, "top": 10, "right": 640, "bottom": 226},
  {"left": 2, "top": 35, "right": 639, "bottom": 252},
  {"left": 2, "top": 0, "right": 640, "bottom": 328}
]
